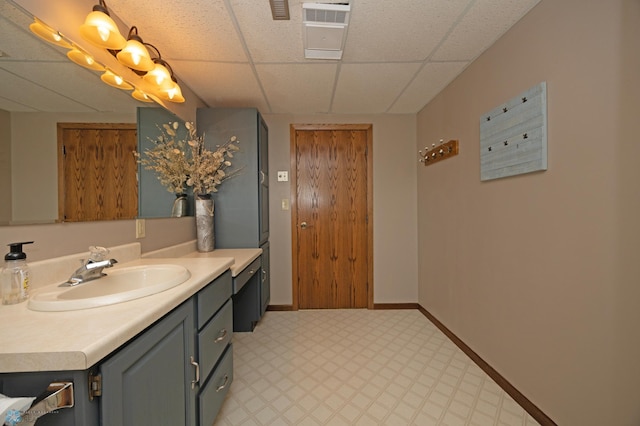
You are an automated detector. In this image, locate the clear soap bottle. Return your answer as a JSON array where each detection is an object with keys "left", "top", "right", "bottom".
[{"left": 1, "top": 241, "right": 33, "bottom": 305}]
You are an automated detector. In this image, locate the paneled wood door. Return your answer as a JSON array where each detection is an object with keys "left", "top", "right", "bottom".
[
  {"left": 291, "top": 124, "right": 373, "bottom": 309},
  {"left": 58, "top": 123, "right": 138, "bottom": 222}
]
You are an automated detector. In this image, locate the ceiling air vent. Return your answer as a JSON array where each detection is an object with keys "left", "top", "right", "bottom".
[
  {"left": 302, "top": 2, "right": 351, "bottom": 60},
  {"left": 269, "top": 0, "right": 290, "bottom": 20}
]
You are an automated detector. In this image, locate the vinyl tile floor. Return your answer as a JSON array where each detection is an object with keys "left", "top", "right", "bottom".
[{"left": 214, "top": 309, "right": 540, "bottom": 426}]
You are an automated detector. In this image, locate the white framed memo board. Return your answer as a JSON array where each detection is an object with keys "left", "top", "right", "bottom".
[{"left": 480, "top": 82, "right": 547, "bottom": 181}]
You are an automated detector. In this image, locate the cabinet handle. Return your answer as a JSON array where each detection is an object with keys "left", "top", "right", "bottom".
[
  {"left": 216, "top": 375, "right": 229, "bottom": 392},
  {"left": 190, "top": 356, "right": 200, "bottom": 389},
  {"left": 262, "top": 269, "right": 266, "bottom": 282},
  {"left": 260, "top": 170, "right": 266, "bottom": 184},
  {"left": 214, "top": 329, "right": 228, "bottom": 343}
]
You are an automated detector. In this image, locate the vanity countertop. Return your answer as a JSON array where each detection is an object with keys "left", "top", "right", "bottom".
[
  {"left": 179, "top": 248, "right": 262, "bottom": 277},
  {"left": 0, "top": 255, "right": 239, "bottom": 373}
]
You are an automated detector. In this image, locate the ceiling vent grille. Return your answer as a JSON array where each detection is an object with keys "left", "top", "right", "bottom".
[
  {"left": 269, "top": 0, "right": 290, "bottom": 20},
  {"left": 302, "top": 3, "right": 351, "bottom": 60},
  {"left": 303, "top": 7, "right": 348, "bottom": 25}
]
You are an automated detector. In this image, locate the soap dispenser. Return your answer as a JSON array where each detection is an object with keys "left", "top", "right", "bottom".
[{"left": 1, "top": 241, "right": 33, "bottom": 305}]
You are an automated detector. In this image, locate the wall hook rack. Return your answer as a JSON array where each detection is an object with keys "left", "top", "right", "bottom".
[{"left": 418, "top": 139, "right": 459, "bottom": 166}]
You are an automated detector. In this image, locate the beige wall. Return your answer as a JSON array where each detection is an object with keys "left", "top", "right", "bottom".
[
  {"left": 263, "top": 113, "right": 419, "bottom": 306},
  {"left": 416, "top": 0, "right": 640, "bottom": 424},
  {"left": 0, "top": 217, "right": 196, "bottom": 262},
  {"left": 0, "top": 110, "right": 11, "bottom": 224}
]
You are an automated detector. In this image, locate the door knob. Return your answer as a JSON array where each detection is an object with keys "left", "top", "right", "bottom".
[{"left": 300, "top": 221, "right": 308, "bottom": 229}]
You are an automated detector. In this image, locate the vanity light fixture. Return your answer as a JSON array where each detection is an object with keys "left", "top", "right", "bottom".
[
  {"left": 67, "top": 45, "right": 105, "bottom": 71},
  {"left": 29, "top": 18, "right": 72, "bottom": 48},
  {"left": 100, "top": 68, "right": 133, "bottom": 90},
  {"left": 143, "top": 58, "right": 174, "bottom": 89},
  {"left": 79, "top": 0, "right": 126, "bottom": 50},
  {"left": 116, "top": 27, "right": 154, "bottom": 72},
  {"left": 132, "top": 87, "right": 154, "bottom": 102},
  {"left": 156, "top": 78, "right": 185, "bottom": 103},
  {"left": 27, "top": 4, "right": 187, "bottom": 104}
]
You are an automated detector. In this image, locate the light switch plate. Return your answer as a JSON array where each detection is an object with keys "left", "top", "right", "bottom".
[
  {"left": 277, "top": 171, "right": 289, "bottom": 182},
  {"left": 135, "top": 219, "right": 146, "bottom": 238}
]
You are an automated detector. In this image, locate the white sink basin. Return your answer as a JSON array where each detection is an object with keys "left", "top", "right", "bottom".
[{"left": 28, "top": 264, "right": 191, "bottom": 312}]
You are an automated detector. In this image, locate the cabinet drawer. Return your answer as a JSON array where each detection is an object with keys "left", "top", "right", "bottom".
[
  {"left": 198, "top": 299, "right": 232, "bottom": 381},
  {"left": 197, "top": 269, "right": 232, "bottom": 329},
  {"left": 199, "top": 344, "right": 233, "bottom": 426},
  {"left": 233, "top": 257, "right": 261, "bottom": 293}
]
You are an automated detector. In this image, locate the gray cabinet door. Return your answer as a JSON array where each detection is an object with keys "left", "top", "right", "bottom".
[
  {"left": 100, "top": 300, "right": 196, "bottom": 426},
  {"left": 258, "top": 115, "right": 269, "bottom": 245}
]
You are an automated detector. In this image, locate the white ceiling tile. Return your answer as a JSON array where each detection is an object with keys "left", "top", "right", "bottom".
[
  {"left": 231, "top": 0, "right": 305, "bottom": 63},
  {"left": 343, "top": 0, "right": 471, "bottom": 62},
  {"left": 332, "top": 63, "right": 422, "bottom": 114},
  {"left": 255, "top": 63, "right": 338, "bottom": 114},
  {"left": 171, "top": 61, "right": 270, "bottom": 113},
  {"left": 389, "top": 61, "right": 469, "bottom": 113},
  {"left": 432, "top": 0, "right": 540, "bottom": 61},
  {"left": 107, "top": 0, "right": 248, "bottom": 62}
]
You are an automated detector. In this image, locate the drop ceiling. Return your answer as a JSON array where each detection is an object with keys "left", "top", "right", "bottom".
[{"left": 0, "top": 0, "right": 540, "bottom": 115}]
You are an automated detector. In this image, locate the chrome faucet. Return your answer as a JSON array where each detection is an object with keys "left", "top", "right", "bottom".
[{"left": 61, "top": 246, "right": 118, "bottom": 287}]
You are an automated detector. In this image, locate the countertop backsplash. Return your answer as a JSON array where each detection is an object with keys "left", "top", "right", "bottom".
[{"left": 142, "top": 240, "right": 197, "bottom": 259}]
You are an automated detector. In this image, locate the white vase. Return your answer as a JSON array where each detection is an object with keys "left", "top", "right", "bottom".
[{"left": 195, "top": 194, "right": 214, "bottom": 252}]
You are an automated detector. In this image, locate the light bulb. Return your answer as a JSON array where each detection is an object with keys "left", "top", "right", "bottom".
[
  {"left": 100, "top": 69, "right": 133, "bottom": 90},
  {"left": 97, "top": 25, "right": 111, "bottom": 42},
  {"left": 132, "top": 88, "right": 153, "bottom": 102},
  {"left": 116, "top": 36, "right": 153, "bottom": 71},
  {"left": 143, "top": 62, "right": 173, "bottom": 89},
  {"left": 67, "top": 47, "right": 104, "bottom": 71},
  {"left": 79, "top": 9, "right": 126, "bottom": 50},
  {"left": 29, "top": 17, "right": 72, "bottom": 48}
]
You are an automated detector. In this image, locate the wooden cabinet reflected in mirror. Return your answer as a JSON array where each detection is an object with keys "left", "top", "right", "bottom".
[{"left": 57, "top": 123, "right": 138, "bottom": 222}]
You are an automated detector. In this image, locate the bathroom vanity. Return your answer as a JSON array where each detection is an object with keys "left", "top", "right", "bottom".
[{"left": 0, "top": 243, "right": 259, "bottom": 425}]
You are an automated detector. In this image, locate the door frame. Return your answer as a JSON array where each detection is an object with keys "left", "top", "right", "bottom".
[{"left": 289, "top": 123, "right": 374, "bottom": 310}]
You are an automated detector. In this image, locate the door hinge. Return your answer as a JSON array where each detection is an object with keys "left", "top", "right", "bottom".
[
  {"left": 62, "top": 145, "right": 66, "bottom": 156},
  {"left": 88, "top": 372, "right": 102, "bottom": 400}
]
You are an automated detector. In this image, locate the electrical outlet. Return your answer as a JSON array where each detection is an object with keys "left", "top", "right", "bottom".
[
  {"left": 281, "top": 199, "right": 290, "bottom": 210},
  {"left": 135, "top": 219, "right": 146, "bottom": 238},
  {"left": 277, "top": 171, "right": 289, "bottom": 182}
]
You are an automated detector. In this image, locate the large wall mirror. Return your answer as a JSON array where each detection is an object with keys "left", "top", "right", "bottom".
[{"left": 0, "top": 0, "right": 193, "bottom": 225}]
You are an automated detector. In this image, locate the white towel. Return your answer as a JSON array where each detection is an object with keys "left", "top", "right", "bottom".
[{"left": 0, "top": 393, "right": 35, "bottom": 426}]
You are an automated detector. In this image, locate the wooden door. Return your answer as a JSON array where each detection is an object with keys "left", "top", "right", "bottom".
[
  {"left": 291, "top": 124, "right": 373, "bottom": 309},
  {"left": 58, "top": 123, "right": 138, "bottom": 222}
]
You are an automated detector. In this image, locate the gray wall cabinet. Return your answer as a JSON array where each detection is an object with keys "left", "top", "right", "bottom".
[
  {"left": 197, "top": 108, "right": 271, "bottom": 331},
  {"left": 197, "top": 107, "right": 269, "bottom": 248}
]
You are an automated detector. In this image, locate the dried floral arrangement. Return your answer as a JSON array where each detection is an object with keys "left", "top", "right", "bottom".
[{"left": 136, "top": 121, "right": 240, "bottom": 195}]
